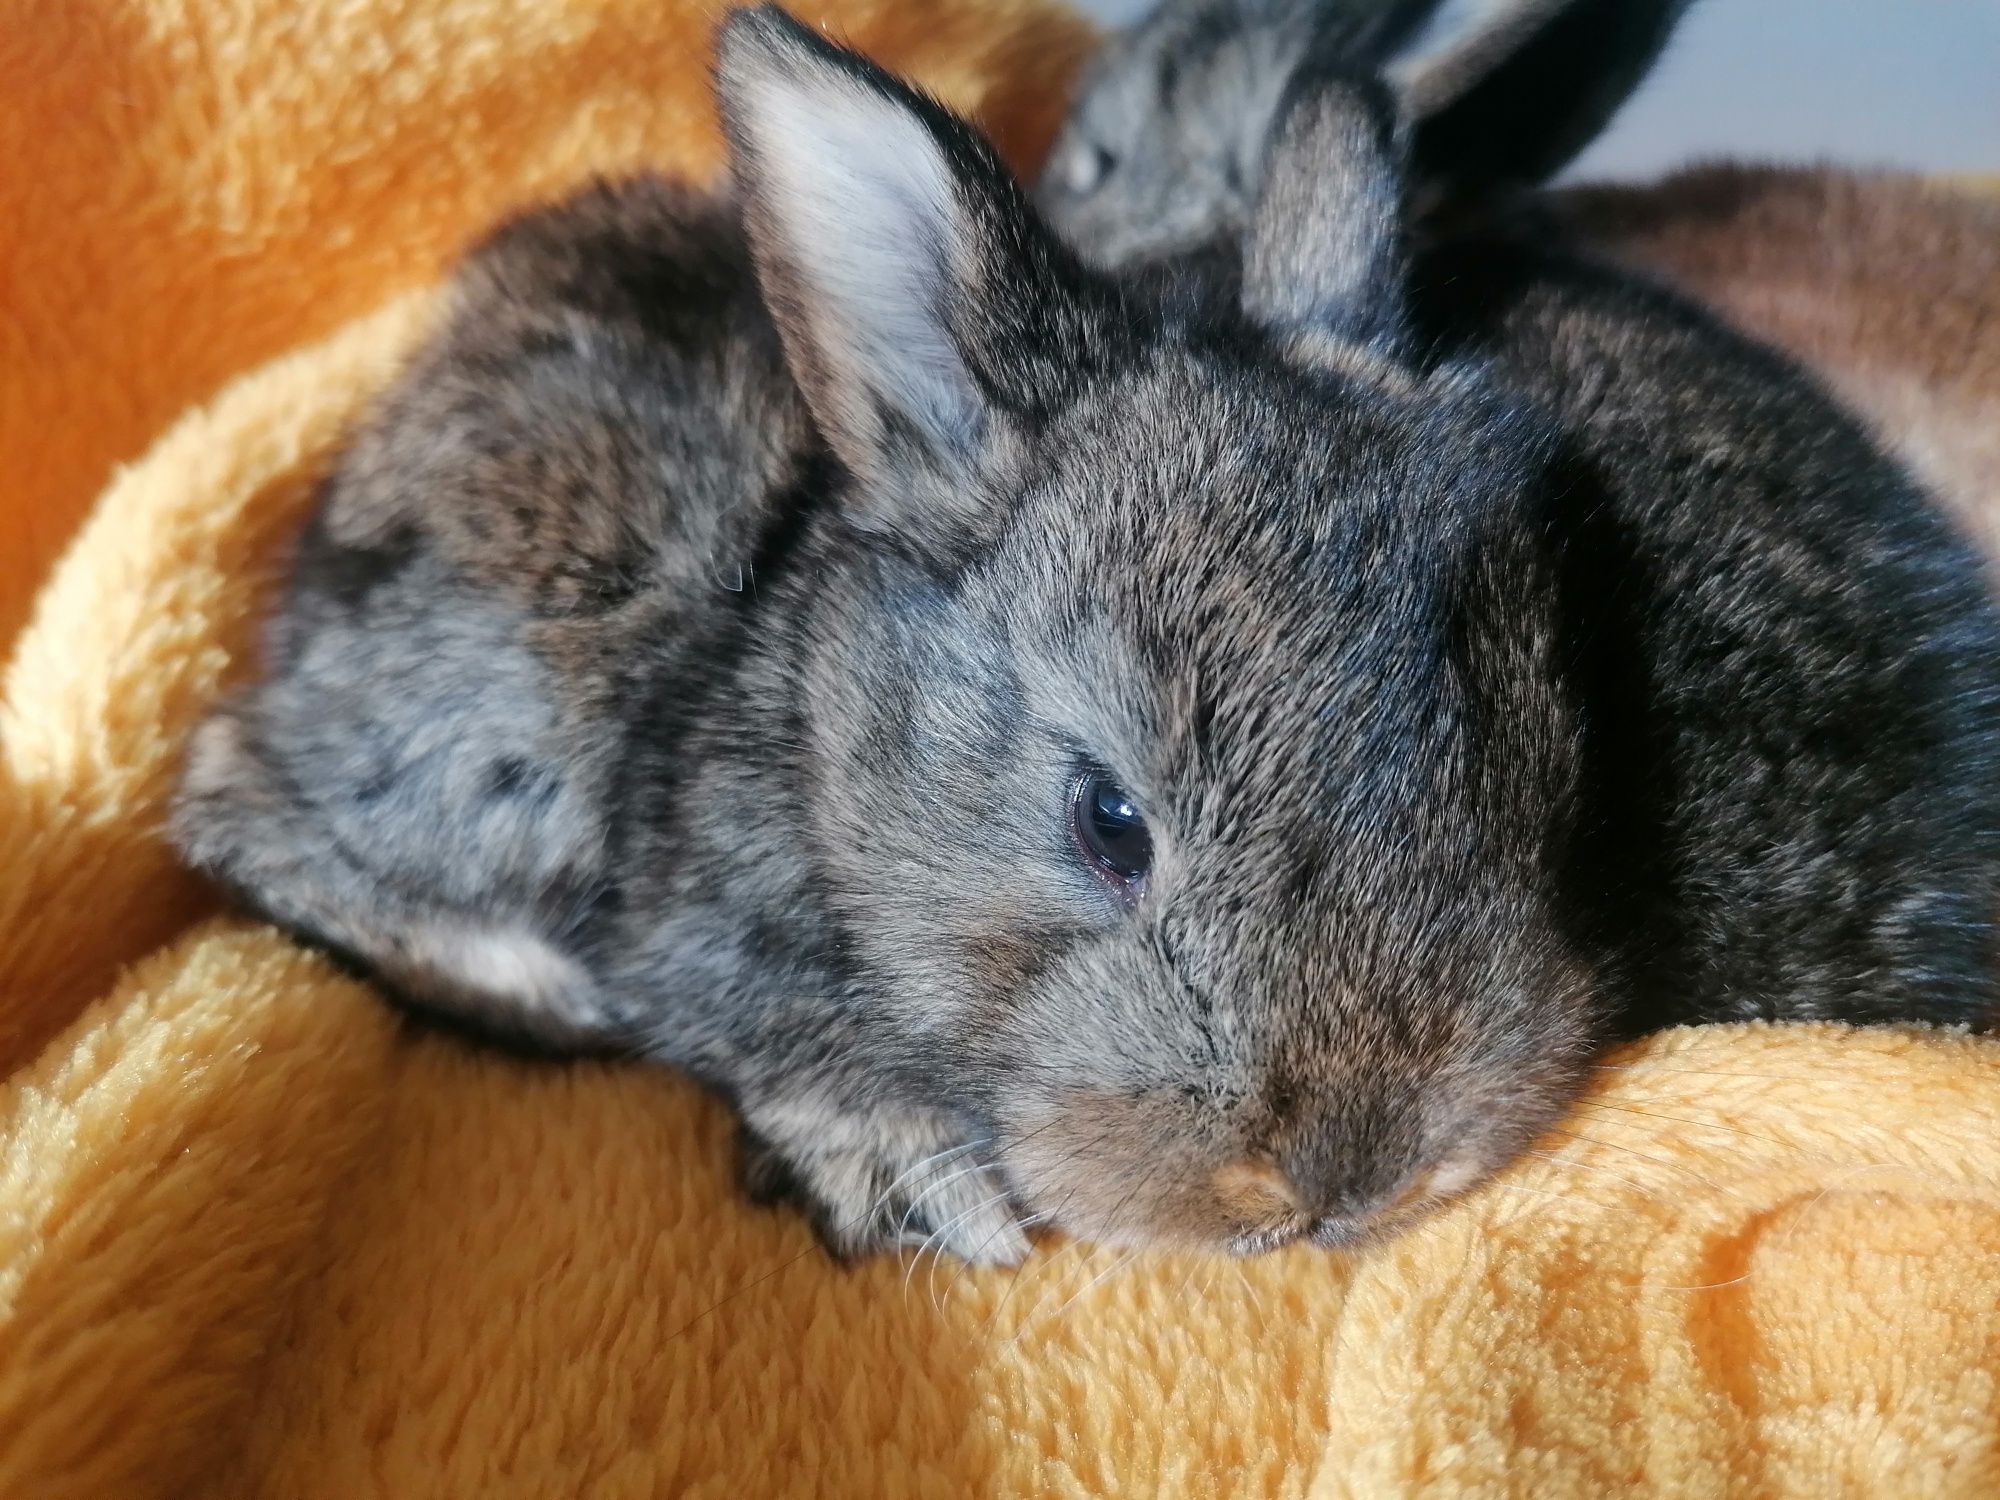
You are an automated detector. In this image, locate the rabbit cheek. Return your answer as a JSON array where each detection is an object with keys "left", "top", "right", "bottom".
[
  {"left": 953, "top": 930, "right": 1061, "bottom": 1032},
  {"left": 994, "top": 1086, "right": 1257, "bottom": 1251}
]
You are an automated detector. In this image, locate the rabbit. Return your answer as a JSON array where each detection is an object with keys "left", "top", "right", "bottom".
[
  {"left": 1036, "top": 0, "right": 1693, "bottom": 268},
  {"left": 172, "top": 4, "right": 2000, "bottom": 1270}
]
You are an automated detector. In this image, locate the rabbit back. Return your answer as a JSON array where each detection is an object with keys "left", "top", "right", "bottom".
[{"left": 1413, "top": 230, "right": 2000, "bottom": 1027}]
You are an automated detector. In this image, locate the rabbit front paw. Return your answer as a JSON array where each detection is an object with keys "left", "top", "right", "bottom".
[{"left": 736, "top": 1104, "right": 1030, "bottom": 1266}]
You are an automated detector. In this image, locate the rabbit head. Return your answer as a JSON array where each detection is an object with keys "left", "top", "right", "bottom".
[{"left": 717, "top": 8, "right": 1600, "bottom": 1251}]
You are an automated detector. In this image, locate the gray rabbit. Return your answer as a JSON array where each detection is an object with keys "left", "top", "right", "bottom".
[
  {"left": 1038, "top": 0, "right": 1692, "bottom": 266},
  {"left": 174, "top": 4, "right": 2000, "bottom": 1267}
]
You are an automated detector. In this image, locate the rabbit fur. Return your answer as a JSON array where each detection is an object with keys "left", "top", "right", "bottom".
[{"left": 173, "top": 4, "right": 2000, "bottom": 1262}]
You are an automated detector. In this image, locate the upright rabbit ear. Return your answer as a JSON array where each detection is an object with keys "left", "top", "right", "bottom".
[
  {"left": 1385, "top": 0, "right": 1694, "bottom": 203},
  {"left": 715, "top": 7, "right": 1117, "bottom": 547},
  {"left": 1239, "top": 59, "right": 1407, "bottom": 351},
  {"left": 1240, "top": 0, "right": 1692, "bottom": 345}
]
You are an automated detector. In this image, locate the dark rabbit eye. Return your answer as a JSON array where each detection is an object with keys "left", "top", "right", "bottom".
[{"left": 1071, "top": 770, "right": 1152, "bottom": 891}]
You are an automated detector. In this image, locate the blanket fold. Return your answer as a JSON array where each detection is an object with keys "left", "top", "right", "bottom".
[{"left": 3, "top": 2, "right": 1996, "bottom": 1495}]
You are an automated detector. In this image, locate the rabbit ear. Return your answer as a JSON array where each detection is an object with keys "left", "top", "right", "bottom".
[
  {"left": 715, "top": 6, "right": 1118, "bottom": 544},
  {"left": 1385, "top": 0, "right": 1694, "bottom": 201},
  {"left": 1241, "top": 0, "right": 1691, "bottom": 343},
  {"left": 1239, "top": 65, "right": 1407, "bottom": 350}
]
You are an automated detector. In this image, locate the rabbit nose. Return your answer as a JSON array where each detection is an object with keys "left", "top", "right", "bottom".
[
  {"left": 1270, "top": 1142, "right": 1435, "bottom": 1230},
  {"left": 1301, "top": 1167, "right": 1440, "bottom": 1247},
  {"left": 1212, "top": 1154, "right": 1437, "bottom": 1233}
]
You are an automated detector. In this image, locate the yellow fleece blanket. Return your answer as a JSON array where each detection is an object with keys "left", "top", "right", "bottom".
[{"left": 2, "top": 3, "right": 1996, "bottom": 1496}]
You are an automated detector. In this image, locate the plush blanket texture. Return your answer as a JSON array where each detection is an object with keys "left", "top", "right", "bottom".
[{"left": 3, "top": 2, "right": 1997, "bottom": 1496}]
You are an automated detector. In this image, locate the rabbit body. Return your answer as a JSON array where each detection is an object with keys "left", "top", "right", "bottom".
[
  {"left": 175, "top": 6, "right": 2000, "bottom": 1263},
  {"left": 1407, "top": 220, "right": 2000, "bottom": 1031}
]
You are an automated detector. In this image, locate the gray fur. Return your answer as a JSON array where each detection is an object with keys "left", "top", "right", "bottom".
[
  {"left": 1038, "top": 0, "right": 1359, "bottom": 268},
  {"left": 1037, "top": 0, "right": 1691, "bottom": 267},
  {"left": 174, "top": 6, "right": 1999, "bottom": 1265}
]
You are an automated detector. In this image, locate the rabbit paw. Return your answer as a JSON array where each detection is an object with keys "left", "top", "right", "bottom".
[{"left": 737, "top": 1105, "right": 1030, "bottom": 1266}]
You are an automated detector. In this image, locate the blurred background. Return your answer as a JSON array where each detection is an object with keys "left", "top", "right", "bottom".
[{"left": 1075, "top": 0, "right": 2000, "bottom": 179}]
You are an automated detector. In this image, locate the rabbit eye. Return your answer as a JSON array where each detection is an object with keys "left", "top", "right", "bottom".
[
  {"left": 1071, "top": 770, "right": 1152, "bottom": 893},
  {"left": 1062, "top": 142, "right": 1115, "bottom": 196}
]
